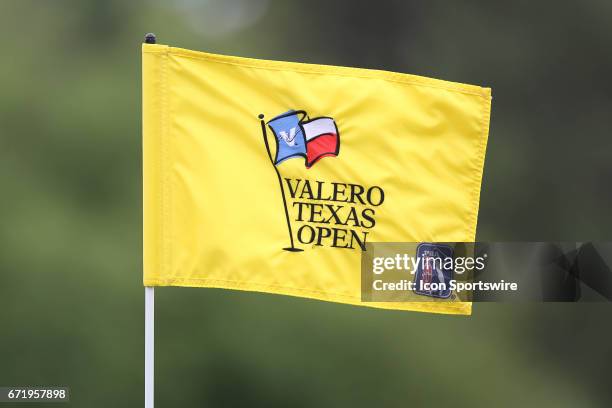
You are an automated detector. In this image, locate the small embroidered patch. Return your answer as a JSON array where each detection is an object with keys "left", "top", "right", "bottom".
[{"left": 414, "top": 243, "right": 454, "bottom": 298}]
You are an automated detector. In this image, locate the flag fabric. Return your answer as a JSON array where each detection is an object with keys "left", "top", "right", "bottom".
[{"left": 142, "top": 43, "right": 492, "bottom": 315}]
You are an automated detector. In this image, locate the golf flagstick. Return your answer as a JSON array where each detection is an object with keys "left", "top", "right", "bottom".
[
  {"left": 144, "top": 32, "right": 156, "bottom": 408},
  {"left": 145, "top": 286, "right": 154, "bottom": 408}
]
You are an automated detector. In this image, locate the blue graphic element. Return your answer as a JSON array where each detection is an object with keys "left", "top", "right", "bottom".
[
  {"left": 414, "top": 243, "right": 454, "bottom": 298},
  {"left": 267, "top": 110, "right": 306, "bottom": 165}
]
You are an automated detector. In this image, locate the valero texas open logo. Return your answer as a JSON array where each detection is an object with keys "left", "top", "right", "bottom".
[{"left": 258, "top": 110, "right": 385, "bottom": 252}]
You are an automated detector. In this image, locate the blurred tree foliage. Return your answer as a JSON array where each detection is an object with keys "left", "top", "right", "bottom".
[{"left": 0, "top": 0, "right": 611, "bottom": 407}]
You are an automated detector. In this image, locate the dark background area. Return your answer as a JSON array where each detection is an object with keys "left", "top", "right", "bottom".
[{"left": 1, "top": 0, "right": 611, "bottom": 406}]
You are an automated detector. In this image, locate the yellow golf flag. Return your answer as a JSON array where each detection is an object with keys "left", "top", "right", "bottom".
[{"left": 142, "top": 43, "right": 491, "bottom": 315}]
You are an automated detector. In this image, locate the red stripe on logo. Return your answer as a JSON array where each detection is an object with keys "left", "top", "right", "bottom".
[{"left": 306, "top": 133, "right": 338, "bottom": 168}]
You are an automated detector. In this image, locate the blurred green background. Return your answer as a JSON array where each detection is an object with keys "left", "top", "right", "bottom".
[{"left": 1, "top": 0, "right": 611, "bottom": 407}]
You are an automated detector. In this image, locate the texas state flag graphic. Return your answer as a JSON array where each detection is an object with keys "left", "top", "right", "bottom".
[{"left": 267, "top": 110, "right": 340, "bottom": 168}]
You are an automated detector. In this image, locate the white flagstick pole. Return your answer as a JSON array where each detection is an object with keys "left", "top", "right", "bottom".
[
  {"left": 145, "top": 286, "right": 154, "bottom": 408},
  {"left": 143, "top": 32, "right": 157, "bottom": 408}
]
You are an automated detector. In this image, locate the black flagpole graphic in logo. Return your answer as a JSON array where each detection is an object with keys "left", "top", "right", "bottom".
[
  {"left": 259, "top": 113, "right": 303, "bottom": 252},
  {"left": 258, "top": 110, "right": 341, "bottom": 252}
]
